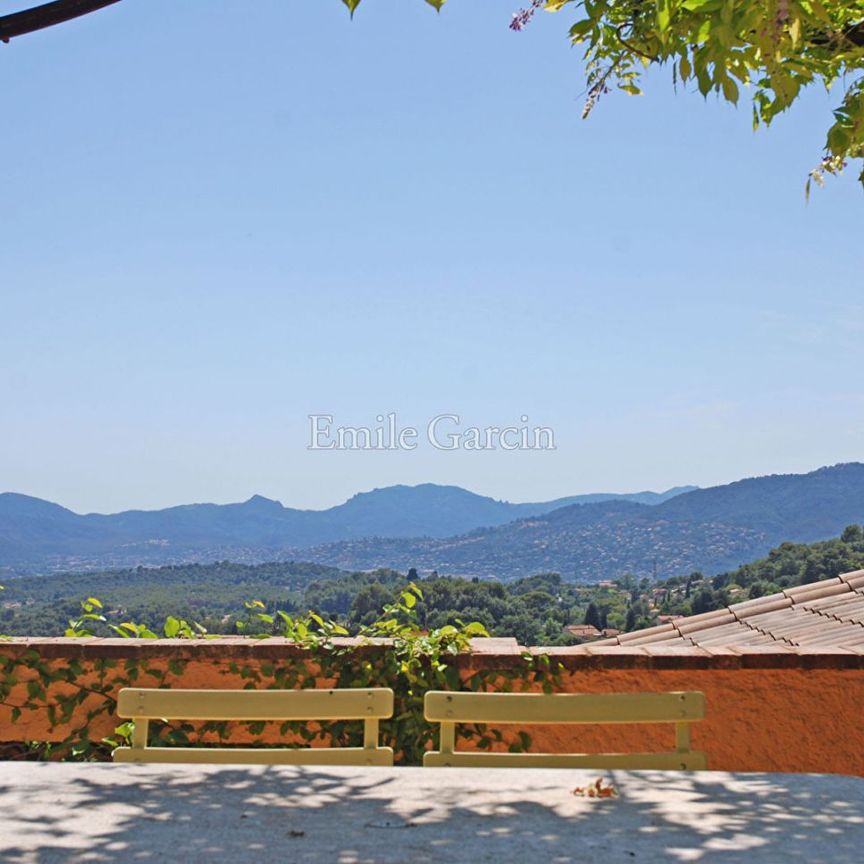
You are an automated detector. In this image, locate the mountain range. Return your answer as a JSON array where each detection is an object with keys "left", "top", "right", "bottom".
[
  {"left": 3, "top": 463, "right": 864, "bottom": 580},
  {"left": 0, "top": 483, "right": 692, "bottom": 574}
]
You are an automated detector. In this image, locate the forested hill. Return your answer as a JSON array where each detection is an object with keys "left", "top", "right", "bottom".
[
  {"left": 2, "top": 524, "right": 863, "bottom": 645},
  {"left": 295, "top": 464, "right": 864, "bottom": 580},
  {"left": 3, "top": 464, "right": 864, "bottom": 580},
  {"left": 655, "top": 464, "right": 864, "bottom": 539},
  {"left": 0, "top": 483, "right": 691, "bottom": 574}
]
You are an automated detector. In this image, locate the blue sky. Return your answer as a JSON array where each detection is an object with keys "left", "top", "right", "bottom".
[{"left": 2, "top": 0, "right": 863, "bottom": 513}]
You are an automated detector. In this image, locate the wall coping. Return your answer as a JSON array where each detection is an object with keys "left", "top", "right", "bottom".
[{"left": 2, "top": 636, "right": 863, "bottom": 670}]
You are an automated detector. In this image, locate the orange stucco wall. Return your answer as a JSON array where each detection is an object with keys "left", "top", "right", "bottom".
[
  {"left": 1, "top": 639, "right": 862, "bottom": 774},
  {"left": 519, "top": 666, "right": 864, "bottom": 775}
]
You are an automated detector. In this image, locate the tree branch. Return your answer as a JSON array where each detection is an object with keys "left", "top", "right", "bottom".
[
  {"left": 0, "top": 0, "right": 122, "bottom": 44},
  {"left": 615, "top": 24, "right": 657, "bottom": 62}
]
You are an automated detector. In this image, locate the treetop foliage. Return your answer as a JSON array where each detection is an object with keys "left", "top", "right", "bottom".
[
  {"left": 349, "top": 0, "right": 864, "bottom": 191},
  {"left": 554, "top": 0, "right": 864, "bottom": 193}
]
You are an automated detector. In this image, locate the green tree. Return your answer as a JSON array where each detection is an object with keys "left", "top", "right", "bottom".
[
  {"left": 841, "top": 524, "right": 864, "bottom": 543},
  {"left": 691, "top": 587, "right": 719, "bottom": 615},
  {"left": 685, "top": 571, "right": 702, "bottom": 598},
  {"left": 584, "top": 601, "right": 602, "bottom": 629},
  {"left": 348, "top": 583, "right": 394, "bottom": 626},
  {"left": 514, "top": 0, "right": 864, "bottom": 190}
]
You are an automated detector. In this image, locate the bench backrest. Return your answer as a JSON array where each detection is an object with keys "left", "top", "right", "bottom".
[
  {"left": 423, "top": 690, "right": 706, "bottom": 769},
  {"left": 114, "top": 687, "right": 394, "bottom": 766}
]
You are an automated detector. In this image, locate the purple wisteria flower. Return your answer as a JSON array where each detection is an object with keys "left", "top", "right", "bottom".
[{"left": 510, "top": 0, "right": 545, "bottom": 32}]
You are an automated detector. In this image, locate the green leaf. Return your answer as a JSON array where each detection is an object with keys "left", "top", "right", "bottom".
[
  {"left": 721, "top": 76, "right": 739, "bottom": 104},
  {"left": 656, "top": 0, "right": 671, "bottom": 38},
  {"left": 789, "top": 17, "right": 801, "bottom": 48},
  {"left": 443, "top": 664, "right": 461, "bottom": 690}
]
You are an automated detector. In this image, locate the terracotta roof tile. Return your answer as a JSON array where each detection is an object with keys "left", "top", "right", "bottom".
[
  {"left": 615, "top": 623, "right": 677, "bottom": 644},
  {"left": 697, "top": 630, "right": 777, "bottom": 648},
  {"left": 676, "top": 610, "right": 737, "bottom": 635},
  {"left": 783, "top": 579, "right": 851, "bottom": 602},
  {"left": 597, "top": 571, "right": 864, "bottom": 651},
  {"left": 617, "top": 629, "right": 693, "bottom": 646},
  {"left": 799, "top": 594, "right": 859, "bottom": 612},
  {"left": 839, "top": 569, "right": 864, "bottom": 588},
  {"left": 805, "top": 597, "right": 864, "bottom": 624},
  {"left": 742, "top": 609, "right": 797, "bottom": 630},
  {"left": 729, "top": 594, "right": 792, "bottom": 621},
  {"left": 730, "top": 595, "right": 793, "bottom": 618},
  {"left": 795, "top": 626, "right": 864, "bottom": 647}
]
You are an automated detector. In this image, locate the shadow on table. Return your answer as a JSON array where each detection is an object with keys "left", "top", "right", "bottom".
[{"left": 0, "top": 766, "right": 862, "bottom": 863}]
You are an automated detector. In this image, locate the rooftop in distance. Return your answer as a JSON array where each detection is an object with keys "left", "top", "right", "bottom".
[{"left": 597, "top": 570, "right": 864, "bottom": 650}]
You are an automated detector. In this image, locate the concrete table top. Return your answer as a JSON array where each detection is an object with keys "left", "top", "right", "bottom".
[{"left": 0, "top": 763, "right": 862, "bottom": 863}]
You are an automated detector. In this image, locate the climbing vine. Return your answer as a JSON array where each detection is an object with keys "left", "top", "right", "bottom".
[{"left": 0, "top": 584, "right": 562, "bottom": 763}]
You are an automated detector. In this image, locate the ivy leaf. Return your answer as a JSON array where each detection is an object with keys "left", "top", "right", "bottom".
[{"left": 463, "top": 621, "right": 490, "bottom": 637}]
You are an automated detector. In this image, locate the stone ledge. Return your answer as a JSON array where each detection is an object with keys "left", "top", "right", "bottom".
[{"left": 3, "top": 637, "right": 864, "bottom": 669}]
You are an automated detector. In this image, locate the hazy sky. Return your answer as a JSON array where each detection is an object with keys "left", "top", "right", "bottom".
[{"left": 2, "top": 0, "right": 863, "bottom": 514}]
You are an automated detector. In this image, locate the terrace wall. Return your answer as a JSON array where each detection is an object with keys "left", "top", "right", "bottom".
[{"left": 1, "top": 637, "right": 862, "bottom": 774}]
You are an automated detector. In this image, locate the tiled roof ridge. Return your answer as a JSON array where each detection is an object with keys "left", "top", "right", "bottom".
[{"left": 607, "top": 569, "right": 864, "bottom": 647}]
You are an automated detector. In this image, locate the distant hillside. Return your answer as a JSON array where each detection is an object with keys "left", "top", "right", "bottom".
[
  {"left": 0, "top": 560, "right": 354, "bottom": 636},
  {"left": 0, "top": 483, "right": 692, "bottom": 574},
  {"left": 655, "top": 523, "right": 864, "bottom": 619},
  {"left": 288, "top": 464, "right": 864, "bottom": 581},
  {"left": 4, "top": 528, "right": 862, "bottom": 643},
  {"left": 6, "top": 464, "right": 864, "bottom": 581}
]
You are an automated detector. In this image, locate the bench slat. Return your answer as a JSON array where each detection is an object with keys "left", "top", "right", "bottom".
[
  {"left": 117, "top": 688, "right": 394, "bottom": 721},
  {"left": 424, "top": 691, "right": 704, "bottom": 724},
  {"left": 114, "top": 746, "right": 395, "bottom": 766}
]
